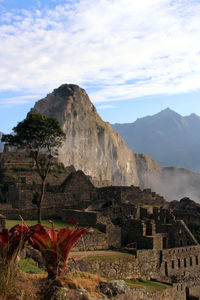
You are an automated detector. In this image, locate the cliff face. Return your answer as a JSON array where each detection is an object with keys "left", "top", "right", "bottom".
[{"left": 31, "top": 84, "right": 139, "bottom": 186}]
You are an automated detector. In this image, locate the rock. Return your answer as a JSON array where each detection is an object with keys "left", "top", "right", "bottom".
[
  {"left": 100, "top": 282, "right": 113, "bottom": 297},
  {"left": 100, "top": 280, "right": 130, "bottom": 298},
  {"left": 107, "top": 280, "right": 130, "bottom": 296},
  {"left": 31, "top": 84, "right": 139, "bottom": 186},
  {"left": 25, "top": 245, "right": 45, "bottom": 269}
]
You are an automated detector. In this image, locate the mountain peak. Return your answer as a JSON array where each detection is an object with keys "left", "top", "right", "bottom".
[
  {"left": 53, "top": 84, "right": 82, "bottom": 97},
  {"left": 157, "top": 107, "right": 181, "bottom": 116},
  {"left": 31, "top": 84, "right": 140, "bottom": 186}
]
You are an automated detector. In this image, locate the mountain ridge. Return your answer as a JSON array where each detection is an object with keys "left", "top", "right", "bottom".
[{"left": 112, "top": 108, "right": 200, "bottom": 173}]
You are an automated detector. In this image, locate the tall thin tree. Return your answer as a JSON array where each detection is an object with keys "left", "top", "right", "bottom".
[{"left": 2, "top": 113, "right": 66, "bottom": 223}]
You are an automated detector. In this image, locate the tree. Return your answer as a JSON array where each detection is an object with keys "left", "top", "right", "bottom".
[{"left": 1, "top": 113, "right": 66, "bottom": 223}]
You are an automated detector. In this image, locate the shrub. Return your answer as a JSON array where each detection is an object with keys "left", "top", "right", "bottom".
[
  {"left": 0, "top": 225, "right": 34, "bottom": 264},
  {"left": 0, "top": 225, "right": 35, "bottom": 297},
  {"left": 28, "top": 219, "right": 91, "bottom": 279}
]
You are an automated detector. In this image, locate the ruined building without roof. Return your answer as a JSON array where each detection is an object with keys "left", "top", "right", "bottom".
[{"left": 0, "top": 149, "right": 200, "bottom": 299}]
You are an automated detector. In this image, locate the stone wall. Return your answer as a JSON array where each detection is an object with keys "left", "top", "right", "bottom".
[
  {"left": 69, "top": 254, "right": 187, "bottom": 300},
  {"left": 0, "top": 206, "right": 59, "bottom": 220},
  {"left": 69, "top": 250, "right": 158, "bottom": 281},
  {"left": 113, "top": 285, "right": 186, "bottom": 300},
  {"left": 7, "top": 185, "right": 75, "bottom": 209},
  {"left": 69, "top": 250, "right": 200, "bottom": 299},
  {"left": 72, "top": 231, "right": 109, "bottom": 251},
  {"left": 160, "top": 245, "right": 200, "bottom": 280},
  {"left": 69, "top": 253, "right": 136, "bottom": 279},
  {"left": 61, "top": 209, "right": 97, "bottom": 226},
  {"left": 0, "top": 213, "right": 6, "bottom": 230},
  {"left": 121, "top": 219, "right": 155, "bottom": 249},
  {"left": 156, "top": 220, "right": 198, "bottom": 248},
  {"left": 96, "top": 186, "right": 165, "bottom": 206}
]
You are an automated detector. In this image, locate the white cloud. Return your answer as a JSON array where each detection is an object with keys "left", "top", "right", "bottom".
[
  {"left": 96, "top": 104, "right": 116, "bottom": 109},
  {"left": 0, "top": 0, "right": 200, "bottom": 104},
  {"left": 0, "top": 94, "right": 42, "bottom": 107}
]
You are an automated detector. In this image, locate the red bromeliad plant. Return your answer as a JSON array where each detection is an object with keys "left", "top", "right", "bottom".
[
  {"left": 28, "top": 219, "right": 91, "bottom": 279},
  {"left": 0, "top": 225, "right": 35, "bottom": 264}
]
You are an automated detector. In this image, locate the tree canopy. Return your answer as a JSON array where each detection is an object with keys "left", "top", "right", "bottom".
[
  {"left": 1, "top": 113, "right": 66, "bottom": 222},
  {"left": 2, "top": 113, "right": 65, "bottom": 156}
]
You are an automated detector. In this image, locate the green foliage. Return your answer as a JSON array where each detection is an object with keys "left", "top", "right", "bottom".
[
  {"left": 0, "top": 165, "right": 16, "bottom": 189},
  {"left": 20, "top": 258, "right": 45, "bottom": 274},
  {"left": 2, "top": 113, "right": 66, "bottom": 156}
]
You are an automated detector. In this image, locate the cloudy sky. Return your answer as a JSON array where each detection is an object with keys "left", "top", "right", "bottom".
[{"left": 1, "top": 0, "right": 200, "bottom": 132}]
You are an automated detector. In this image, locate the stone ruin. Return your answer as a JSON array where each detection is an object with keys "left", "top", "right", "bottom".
[
  {"left": 0, "top": 213, "right": 5, "bottom": 230},
  {"left": 0, "top": 149, "right": 200, "bottom": 299}
]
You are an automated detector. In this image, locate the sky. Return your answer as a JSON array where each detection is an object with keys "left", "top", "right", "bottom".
[{"left": 0, "top": 0, "right": 200, "bottom": 132}]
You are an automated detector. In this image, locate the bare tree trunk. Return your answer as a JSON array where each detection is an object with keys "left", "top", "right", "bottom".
[
  {"left": 37, "top": 204, "right": 42, "bottom": 224},
  {"left": 38, "top": 178, "right": 46, "bottom": 223}
]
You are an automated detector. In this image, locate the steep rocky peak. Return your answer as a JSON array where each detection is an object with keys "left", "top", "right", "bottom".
[
  {"left": 31, "top": 84, "right": 105, "bottom": 133},
  {"left": 54, "top": 84, "right": 95, "bottom": 111},
  {"left": 31, "top": 84, "right": 140, "bottom": 186}
]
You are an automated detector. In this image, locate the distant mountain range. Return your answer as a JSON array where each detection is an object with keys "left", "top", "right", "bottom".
[{"left": 112, "top": 108, "right": 200, "bottom": 173}]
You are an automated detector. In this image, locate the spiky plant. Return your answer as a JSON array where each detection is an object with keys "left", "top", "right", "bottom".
[{"left": 28, "top": 219, "right": 91, "bottom": 279}]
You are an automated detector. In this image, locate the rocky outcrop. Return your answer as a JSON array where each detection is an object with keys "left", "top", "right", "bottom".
[{"left": 31, "top": 84, "right": 139, "bottom": 186}]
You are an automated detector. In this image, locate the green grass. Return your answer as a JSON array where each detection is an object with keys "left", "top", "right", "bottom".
[
  {"left": 6, "top": 219, "right": 100, "bottom": 232},
  {"left": 6, "top": 219, "right": 77, "bottom": 230},
  {"left": 85, "top": 253, "right": 135, "bottom": 261},
  {"left": 126, "top": 279, "right": 170, "bottom": 291},
  {"left": 20, "top": 259, "right": 46, "bottom": 274}
]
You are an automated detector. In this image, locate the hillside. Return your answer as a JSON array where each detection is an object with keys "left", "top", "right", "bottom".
[{"left": 112, "top": 108, "right": 200, "bottom": 172}]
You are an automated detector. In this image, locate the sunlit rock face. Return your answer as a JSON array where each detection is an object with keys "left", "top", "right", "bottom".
[{"left": 31, "top": 84, "right": 139, "bottom": 186}]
